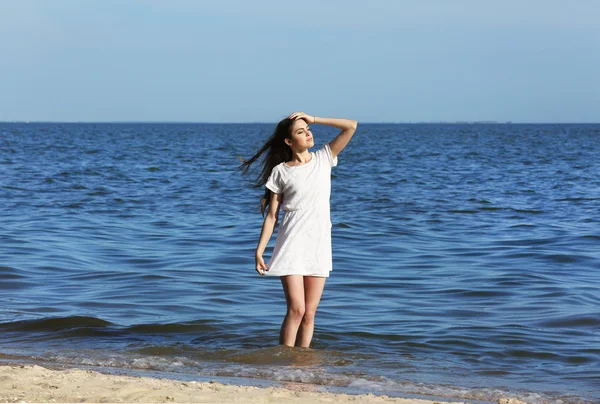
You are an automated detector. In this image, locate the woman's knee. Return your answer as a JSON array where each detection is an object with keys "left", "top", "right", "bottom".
[
  {"left": 302, "top": 307, "right": 317, "bottom": 324},
  {"left": 287, "top": 304, "right": 305, "bottom": 320}
]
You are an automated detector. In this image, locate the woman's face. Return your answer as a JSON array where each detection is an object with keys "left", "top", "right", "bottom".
[{"left": 286, "top": 119, "right": 315, "bottom": 150}]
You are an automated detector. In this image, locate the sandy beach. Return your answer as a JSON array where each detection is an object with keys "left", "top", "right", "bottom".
[{"left": 0, "top": 364, "right": 529, "bottom": 404}]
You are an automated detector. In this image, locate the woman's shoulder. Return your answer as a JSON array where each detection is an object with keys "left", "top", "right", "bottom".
[
  {"left": 269, "top": 162, "right": 287, "bottom": 177},
  {"left": 273, "top": 162, "right": 286, "bottom": 171},
  {"left": 314, "top": 143, "right": 337, "bottom": 167},
  {"left": 269, "top": 162, "right": 284, "bottom": 171}
]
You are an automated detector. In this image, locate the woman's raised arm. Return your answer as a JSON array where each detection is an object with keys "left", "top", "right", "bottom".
[{"left": 289, "top": 112, "right": 357, "bottom": 159}]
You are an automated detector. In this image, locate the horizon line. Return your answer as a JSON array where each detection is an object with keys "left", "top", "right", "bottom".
[{"left": 2, "top": 120, "right": 599, "bottom": 125}]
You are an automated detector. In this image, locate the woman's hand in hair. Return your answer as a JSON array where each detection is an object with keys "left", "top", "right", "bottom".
[
  {"left": 255, "top": 255, "right": 268, "bottom": 276},
  {"left": 288, "top": 112, "right": 316, "bottom": 124}
]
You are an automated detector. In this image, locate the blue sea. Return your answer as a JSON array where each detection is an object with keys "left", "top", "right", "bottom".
[{"left": 1, "top": 122, "right": 599, "bottom": 404}]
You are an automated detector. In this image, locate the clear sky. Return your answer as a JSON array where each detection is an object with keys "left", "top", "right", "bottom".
[{"left": 1, "top": 0, "right": 599, "bottom": 123}]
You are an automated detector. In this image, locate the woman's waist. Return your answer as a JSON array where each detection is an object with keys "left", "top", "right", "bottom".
[{"left": 282, "top": 202, "right": 330, "bottom": 213}]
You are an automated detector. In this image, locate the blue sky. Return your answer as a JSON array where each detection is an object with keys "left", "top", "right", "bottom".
[{"left": 1, "top": 0, "right": 598, "bottom": 123}]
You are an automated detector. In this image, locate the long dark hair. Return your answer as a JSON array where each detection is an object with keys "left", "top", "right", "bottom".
[{"left": 239, "top": 118, "right": 295, "bottom": 216}]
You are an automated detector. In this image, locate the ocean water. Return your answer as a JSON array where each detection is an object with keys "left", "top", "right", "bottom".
[{"left": 1, "top": 122, "right": 599, "bottom": 404}]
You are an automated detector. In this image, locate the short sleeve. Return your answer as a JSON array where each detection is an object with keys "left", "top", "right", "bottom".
[
  {"left": 265, "top": 166, "right": 283, "bottom": 194},
  {"left": 322, "top": 142, "right": 338, "bottom": 167}
]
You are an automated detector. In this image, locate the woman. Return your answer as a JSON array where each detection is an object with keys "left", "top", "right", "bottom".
[{"left": 241, "top": 112, "right": 357, "bottom": 348}]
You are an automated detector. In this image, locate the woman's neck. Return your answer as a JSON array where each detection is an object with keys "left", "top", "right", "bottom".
[{"left": 290, "top": 149, "right": 311, "bottom": 164}]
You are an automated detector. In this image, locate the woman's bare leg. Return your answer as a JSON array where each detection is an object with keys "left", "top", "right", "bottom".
[
  {"left": 295, "top": 276, "right": 326, "bottom": 348},
  {"left": 279, "top": 275, "right": 305, "bottom": 346}
]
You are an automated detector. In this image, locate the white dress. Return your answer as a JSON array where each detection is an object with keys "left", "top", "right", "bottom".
[{"left": 264, "top": 143, "right": 338, "bottom": 277}]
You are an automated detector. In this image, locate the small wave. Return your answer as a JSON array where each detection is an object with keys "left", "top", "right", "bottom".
[
  {"left": 557, "top": 197, "right": 600, "bottom": 202},
  {"left": 537, "top": 314, "right": 600, "bottom": 329},
  {"left": 443, "top": 288, "right": 513, "bottom": 298},
  {"left": 126, "top": 321, "right": 219, "bottom": 334},
  {"left": 468, "top": 198, "right": 491, "bottom": 204},
  {"left": 496, "top": 237, "right": 557, "bottom": 246},
  {"left": 0, "top": 316, "right": 112, "bottom": 332},
  {"left": 513, "top": 209, "right": 545, "bottom": 214},
  {"left": 0, "top": 266, "right": 23, "bottom": 278},
  {"left": 479, "top": 206, "right": 504, "bottom": 211},
  {"left": 2, "top": 185, "right": 29, "bottom": 191},
  {"left": 542, "top": 254, "right": 579, "bottom": 263},
  {"left": 0, "top": 280, "right": 37, "bottom": 290}
]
